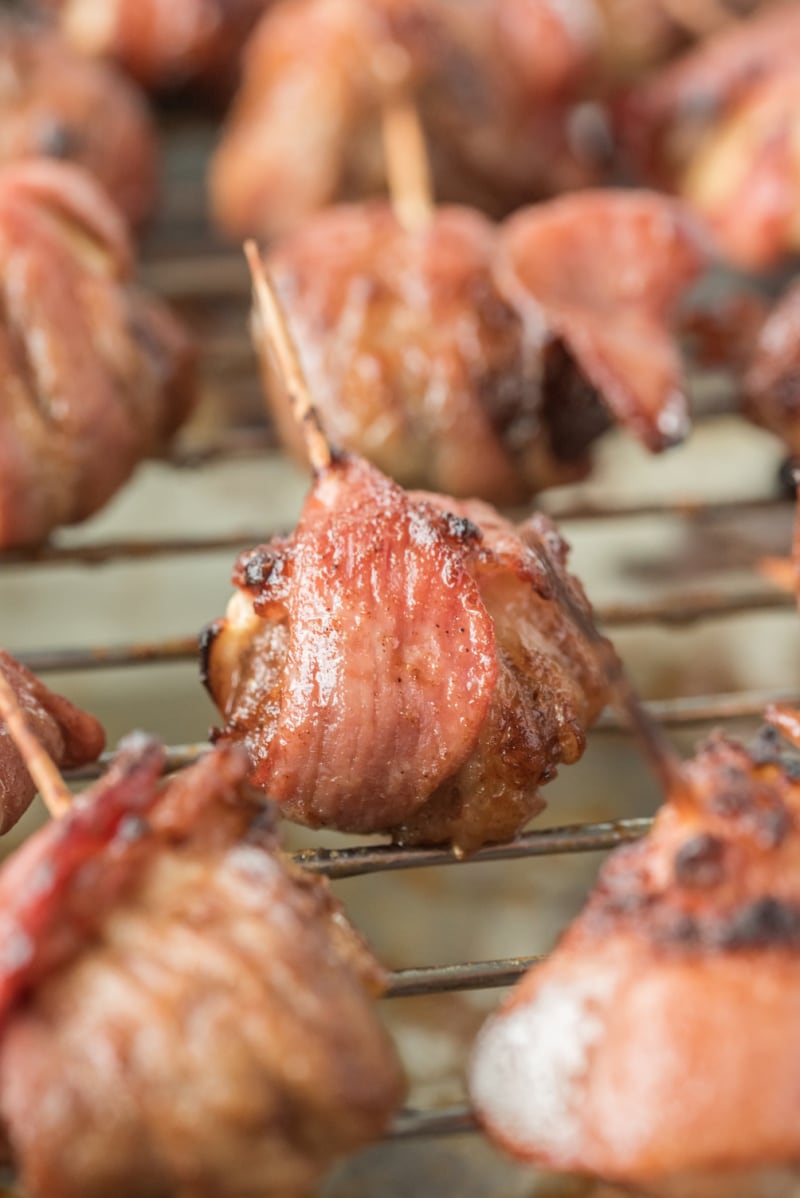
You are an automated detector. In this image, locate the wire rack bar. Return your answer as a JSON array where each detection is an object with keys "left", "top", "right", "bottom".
[
  {"left": 290, "top": 819, "right": 649, "bottom": 877},
  {"left": 1, "top": 494, "right": 788, "bottom": 571},
  {"left": 18, "top": 587, "right": 792, "bottom": 674},
  {"left": 390, "top": 1106, "right": 476, "bottom": 1140},
  {"left": 385, "top": 955, "right": 541, "bottom": 998}
]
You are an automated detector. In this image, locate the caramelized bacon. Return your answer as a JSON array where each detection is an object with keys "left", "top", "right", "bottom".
[
  {"left": 497, "top": 190, "right": 709, "bottom": 451},
  {"left": 0, "top": 160, "right": 195, "bottom": 548},
  {"left": 210, "top": 0, "right": 607, "bottom": 241},
  {"left": 471, "top": 727, "right": 800, "bottom": 1194},
  {"left": 203, "top": 452, "right": 610, "bottom": 852},
  {"left": 42, "top": 0, "right": 270, "bottom": 93},
  {"left": 264, "top": 202, "right": 572, "bottom": 504},
  {"left": 261, "top": 193, "right": 706, "bottom": 502},
  {"left": 0, "top": 650, "right": 104, "bottom": 835},
  {"left": 0, "top": 16, "right": 157, "bottom": 227},
  {"left": 617, "top": 2, "right": 800, "bottom": 268},
  {"left": 0, "top": 739, "right": 405, "bottom": 1198}
]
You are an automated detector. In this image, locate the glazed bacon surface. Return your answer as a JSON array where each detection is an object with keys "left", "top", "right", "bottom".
[
  {"left": 0, "top": 161, "right": 195, "bottom": 548},
  {"left": 42, "top": 0, "right": 270, "bottom": 93},
  {"left": 203, "top": 452, "right": 610, "bottom": 853},
  {"left": 618, "top": 2, "right": 800, "bottom": 269},
  {"left": 262, "top": 192, "right": 707, "bottom": 502},
  {"left": 471, "top": 725, "right": 800, "bottom": 1195},
  {"left": 210, "top": 0, "right": 608, "bottom": 241},
  {"left": 0, "top": 738, "right": 405, "bottom": 1198},
  {"left": 0, "top": 16, "right": 157, "bottom": 227},
  {"left": 0, "top": 650, "right": 104, "bottom": 835}
]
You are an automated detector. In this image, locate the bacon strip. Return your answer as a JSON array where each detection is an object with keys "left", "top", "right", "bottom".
[
  {"left": 498, "top": 190, "right": 709, "bottom": 451},
  {"left": 228, "top": 454, "right": 497, "bottom": 831}
]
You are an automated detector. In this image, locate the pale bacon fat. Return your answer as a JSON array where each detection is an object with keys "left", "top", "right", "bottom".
[{"left": 471, "top": 726, "right": 800, "bottom": 1193}]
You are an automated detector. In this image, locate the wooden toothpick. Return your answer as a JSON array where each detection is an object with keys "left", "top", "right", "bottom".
[
  {"left": 0, "top": 671, "right": 72, "bottom": 818},
  {"left": 382, "top": 94, "right": 435, "bottom": 234},
  {"left": 245, "top": 241, "right": 333, "bottom": 474}
]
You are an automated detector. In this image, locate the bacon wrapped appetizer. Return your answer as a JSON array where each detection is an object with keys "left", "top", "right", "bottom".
[
  {"left": 0, "top": 650, "right": 104, "bottom": 834},
  {"left": 0, "top": 736, "right": 405, "bottom": 1198},
  {"left": 0, "top": 15, "right": 157, "bottom": 227},
  {"left": 40, "top": 0, "right": 270, "bottom": 94},
  {"left": 471, "top": 720, "right": 800, "bottom": 1195},
  {"left": 743, "top": 280, "right": 800, "bottom": 464},
  {"left": 202, "top": 449, "right": 610, "bottom": 853},
  {"left": 261, "top": 192, "right": 706, "bottom": 502},
  {"left": 617, "top": 2, "right": 800, "bottom": 269},
  {"left": 0, "top": 160, "right": 196, "bottom": 549},
  {"left": 209, "top": 0, "right": 609, "bottom": 241}
]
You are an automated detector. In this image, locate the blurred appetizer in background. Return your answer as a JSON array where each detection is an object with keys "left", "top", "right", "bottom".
[
  {"left": 262, "top": 191, "right": 708, "bottom": 503},
  {"left": 0, "top": 161, "right": 196, "bottom": 549},
  {"left": 209, "top": 0, "right": 613, "bottom": 241},
  {"left": 617, "top": 1, "right": 800, "bottom": 270},
  {"left": 744, "top": 281, "right": 800, "bottom": 460},
  {"left": 0, "top": 650, "right": 104, "bottom": 835},
  {"left": 471, "top": 712, "right": 800, "bottom": 1196},
  {"left": 0, "top": 730, "right": 405, "bottom": 1198},
  {"left": 0, "top": 12, "right": 157, "bottom": 226},
  {"left": 202, "top": 252, "right": 611, "bottom": 854},
  {"left": 37, "top": 0, "right": 271, "bottom": 95}
]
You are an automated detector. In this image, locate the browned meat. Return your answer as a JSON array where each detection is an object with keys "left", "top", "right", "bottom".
[
  {"left": 0, "top": 160, "right": 196, "bottom": 549},
  {"left": 471, "top": 723, "right": 800, "bottom": 1195},
  {"left": 0, "top": 737, "right": 405, "bottom": 1198},
  {"left": 261, "top": 193, "right": 706, "bottom": 502},
  {"left": 202, "top": 450, "right": 610, "bottom": 853},
  {"left": 0, "top": 649, "right": 104, "bottom": 834},
  {"left": 41, "top": 0, "right": 271, "bottom": 94},
  {"left": 744, "top": 282, "right": 800, "bottom": 456},
  {"left": 265, "top": 203, "right": 575, "bottom": 503},
  {"left": 617, "top": 2, "right": 800, "bottom": 269},
  {"left": 209, "top": 0, "right": 609, "bottom": 241},
  {"left": 0, "top": 16, "right": 157, "bottom": 227},
  {"left": 497, "top": 190, "right": 709, "bottom": 451}
]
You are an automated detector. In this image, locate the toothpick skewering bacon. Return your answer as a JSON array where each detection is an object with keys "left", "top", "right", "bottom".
[
  {"left": 0, "top": 684, "right": 405, "bottom": 1198},
  {"left": 0, "top": 650, "right": 103, "bottom": 834},
  {"left": 202, "top": 251, "right": 612, "bottom": 853}
]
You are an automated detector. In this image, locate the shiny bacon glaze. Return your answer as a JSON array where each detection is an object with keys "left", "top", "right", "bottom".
[
  {"left": 260, "top": 193, "right": 706, "bottom": 502},
  {"left": 203, "top": 452, "right": 610, "bottom": 853}
]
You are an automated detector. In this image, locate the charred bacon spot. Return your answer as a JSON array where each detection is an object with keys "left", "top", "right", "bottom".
[
  {"left": 715, "top": 897, "right": 800, "bottom": 950},
  {"left": 673, "top": 833, "right": 726, "bottom": 888},
  {"left": 36, "top": 118, "right": 79, "bottom": 160},
  {"left": 750, "top": 722, "right": 783, "bottom": 766},
  {"left": 442, "top": 512, "right": 482, "bottom": 545},
  {"left": 198, "top": 620, "right": 224, "bottom": 691},
  {"left": 235, "top": 546, "right": 286, "bottom": 592}
]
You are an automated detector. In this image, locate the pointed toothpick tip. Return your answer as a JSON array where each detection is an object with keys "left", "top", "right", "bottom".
[{"left": 244, "top": 240, "right": 333, "bottom": 474}]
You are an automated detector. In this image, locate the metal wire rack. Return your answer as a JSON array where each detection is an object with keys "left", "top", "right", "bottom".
[{"left": 2, "top": 118, "right": 798, "bottom": 1171}]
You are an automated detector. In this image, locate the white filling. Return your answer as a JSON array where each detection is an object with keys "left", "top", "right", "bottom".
[{"left": 470, "top": 965, "right": 617, "bottom": 1162}]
